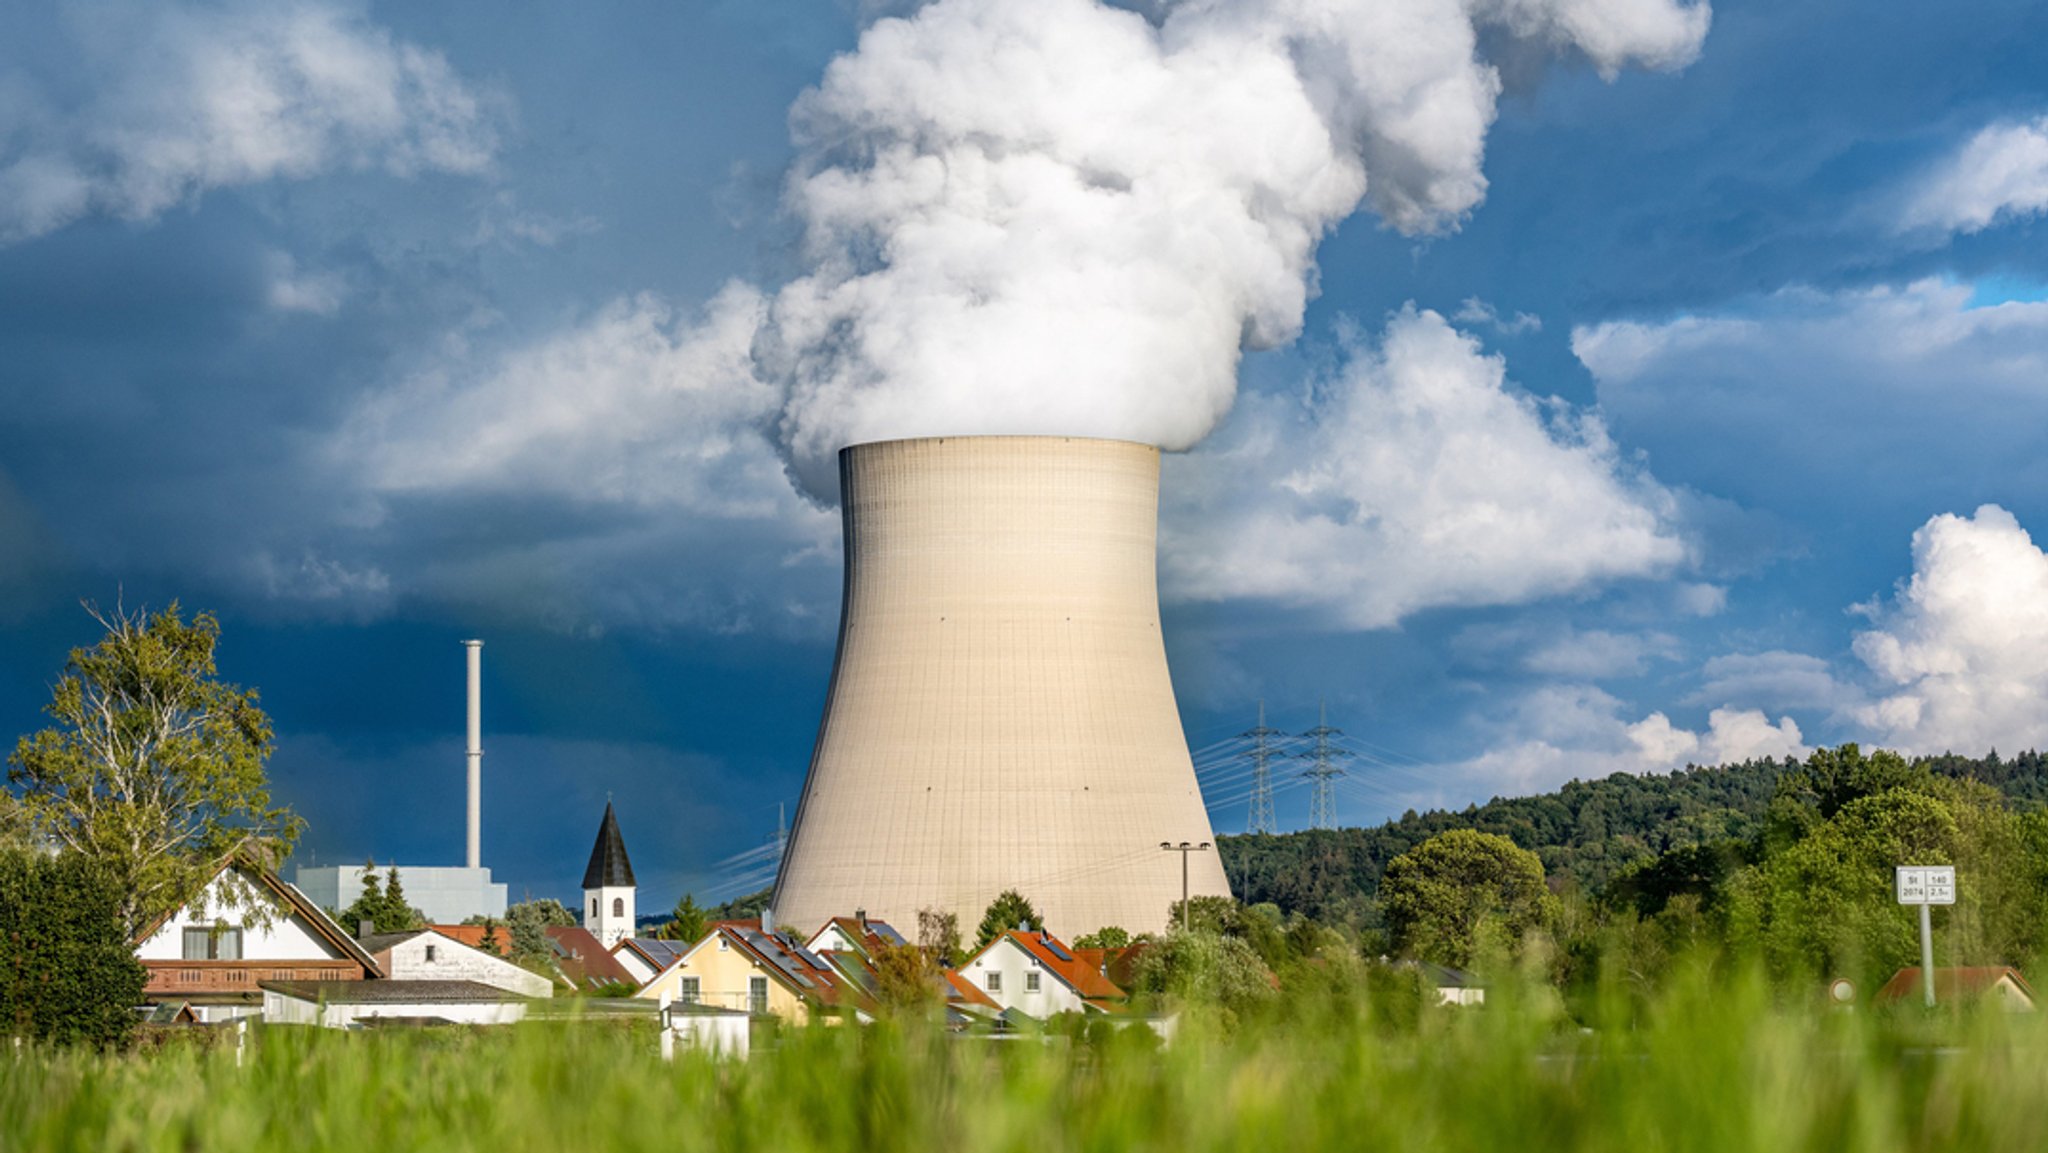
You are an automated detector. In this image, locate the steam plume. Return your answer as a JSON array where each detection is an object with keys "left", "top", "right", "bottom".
[{"left": 757, "top": 0, "right": 1709, "bottom": 496}]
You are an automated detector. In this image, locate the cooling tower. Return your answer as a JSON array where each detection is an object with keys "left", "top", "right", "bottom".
[{"left": 771, "top": 435, "right": 1231, "bottom": 938}]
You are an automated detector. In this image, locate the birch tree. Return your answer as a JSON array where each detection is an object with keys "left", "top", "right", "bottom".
[{"left": 6, "top": 601, "right": 301, "bottom": 938}]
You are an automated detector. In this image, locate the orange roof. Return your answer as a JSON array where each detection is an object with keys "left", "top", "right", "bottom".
[
  {"left": 994, "top": 930, "right": 1128, "bottom": 1001},
  {"left": 431, "top": 924, "right": 515, "bottom": 955},
  {"left": 945, "top": 968, "right": 1001, "bottom": 1010},
  {"left": 1876, "top": 967, "right": 2036, "bottom": 1005}
]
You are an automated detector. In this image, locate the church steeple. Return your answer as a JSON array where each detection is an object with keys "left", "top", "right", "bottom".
[{"left": 581, "top": 801, "right": 636, "bottom": 946}]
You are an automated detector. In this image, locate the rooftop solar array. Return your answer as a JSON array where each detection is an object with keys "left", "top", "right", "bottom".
[
  {"left": 742, "top": 930, "right": 816, "bottom": 989},
  {"left": 1040, "top": 938, "right": 1074, "bottom": 962}
]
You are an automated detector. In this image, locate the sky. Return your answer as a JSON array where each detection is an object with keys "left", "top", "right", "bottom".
[{"left": 5, "top": 0, "right": 2048, "bottom": 913}]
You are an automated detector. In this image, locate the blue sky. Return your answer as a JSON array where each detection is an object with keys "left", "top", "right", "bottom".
[{"left": 5, "top": 0, "right": 2048, "bottom": 912}]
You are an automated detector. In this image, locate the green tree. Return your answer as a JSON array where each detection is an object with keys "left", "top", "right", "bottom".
[
  {"left": 0, "top": 850, "right": 148, "bottom": 1048},
  {"left": 1075, "top": 926, "right": 1131, "bottom": 949},
  {"left": 1722, "top": 777, "right": 2043, "bottom": 986},
  {"left": 1380, "top": 829, "right": 1557, "bottom": 969},
  {"left": 976, "top": 889, "right": 1041, "bottom": 947},
  {"left": 6, "top": 602, "right": 300, "bottom": 937},
  {"left": 918, "top": 907, "right": 964, "bottom": 967},
  {"left": 506, "top": 898, "right": 575, "bottom": 967},
  {"left": 657, "top": 894, "right": 710, "bottom": 943},
  {"left": 339, "top": 864, "right": 423, "bottom": 936},
  {"left": 1130, "top": 930, "right": 1275, "bottom": 1021},
  {"left": 870, "top": 939, "right": 943, "bottom": 1015}
]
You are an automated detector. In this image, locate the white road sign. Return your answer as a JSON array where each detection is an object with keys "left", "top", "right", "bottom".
[{"left": 1896, "top": 865, "right": 1956, "bottom": 906}]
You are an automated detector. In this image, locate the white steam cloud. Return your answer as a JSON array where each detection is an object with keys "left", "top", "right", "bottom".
[{"left": 757, "top": 0, "right": 1710, "bottom": 495}]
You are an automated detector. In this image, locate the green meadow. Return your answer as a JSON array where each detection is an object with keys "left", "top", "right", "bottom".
[{"left": 7, "top": 966, "right": 2047, "bottom": 1153}]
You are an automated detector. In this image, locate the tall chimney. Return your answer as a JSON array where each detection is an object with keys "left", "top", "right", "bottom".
[
  {"left": 463, "top": 639, "right": 483, "bottom": 870},
  {"left": 771, "top": 436, "right": 1231, "bottom": 935}
]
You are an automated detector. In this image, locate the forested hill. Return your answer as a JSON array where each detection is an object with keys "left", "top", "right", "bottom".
[{"left": 1218, "top": 749, "right": 2048, "bottom": 925}]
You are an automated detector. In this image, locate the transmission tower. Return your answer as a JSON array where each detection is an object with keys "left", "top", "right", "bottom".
[
  {"left": 1297, "top": 700, "right": 1350, "bottom": 831},
  {"left": 1241, "top": 700, "right": 1284, "bottom": 835}
]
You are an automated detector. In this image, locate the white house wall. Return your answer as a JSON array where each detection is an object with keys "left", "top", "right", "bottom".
[
  {"left": 135, "top": 876, "right": 345, "bottom": 962},
  {"left": 964, "top": 939, "right": 1086, "bottom": 1018},
  {"left": 380, "top": 935, "right": 552, "bottom": 999}
]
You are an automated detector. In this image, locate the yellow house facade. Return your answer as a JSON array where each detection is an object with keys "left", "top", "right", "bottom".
[{"left": 638, "top": 921, "right": 855, "bottom": 1025}]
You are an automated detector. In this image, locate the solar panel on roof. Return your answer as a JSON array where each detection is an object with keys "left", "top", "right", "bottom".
[
  {"left": 792, "top": 945, "right": 829, "bottom": 970},
  {"left": 874, "top": 925, "right": 908, "bottom": 946},
  {"left": 743, "top": 931, "right": 818, "bottom": 989},
  {"left": 1041, "top": 939, "right": 1074, "bottom": 962}
]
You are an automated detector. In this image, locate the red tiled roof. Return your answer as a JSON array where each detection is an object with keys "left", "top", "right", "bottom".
[
  {"left": 545, "top": 926, "right": 637, "bottom": 988},
  {"left": 945, "top": 969, "right": 1001, "bottom": 1010},
  {"left": 430, "top": 924, "right": 515, "bottom": 955},
  {"left": 1876, "top": 967, "right": 2036, "bottom": 1004},
  {"left": 987, "top": 931, "right": 1129, "bottom": 1001}
]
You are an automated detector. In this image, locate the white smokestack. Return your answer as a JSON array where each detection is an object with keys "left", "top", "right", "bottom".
[{"left": 464, "top": 639, "right": 483, "bottom": 869}]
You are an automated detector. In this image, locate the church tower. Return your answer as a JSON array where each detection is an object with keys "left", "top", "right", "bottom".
[{"left": 582, "top": 801, "right": 636, "bottom": 947}]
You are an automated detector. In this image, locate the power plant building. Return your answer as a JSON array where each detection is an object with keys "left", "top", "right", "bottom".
[{"left": 771, "top": 436, "right": 1230, "bottom": 937}]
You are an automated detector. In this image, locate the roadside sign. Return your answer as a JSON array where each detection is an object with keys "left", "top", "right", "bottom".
[{"left": 1896, "top": 865, "right": 1956, "bottom": 906}]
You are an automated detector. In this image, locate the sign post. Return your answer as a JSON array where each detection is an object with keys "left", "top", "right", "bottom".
[{"left": 1895, "top": 865, "right": 1956, "bottom": 1007}]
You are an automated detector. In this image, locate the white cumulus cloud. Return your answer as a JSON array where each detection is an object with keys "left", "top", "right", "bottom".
[
  {"left": 1898, "top": 115, "right": 2048, "bottom": 236},
  {"left": 1443, "top": 684, "right": 1803, "bottom": 801},
  {"left": 329, "top": 284, "right": 839, "bottom": 632},
  {"left": 1162, "top": 306, "right": 1686, "bottom": 628},
  {"left": 1852, "top": 505, "right": 2048, "bottom": 754},
  {"left": 0, "top": 0, "right": 499, "bottom": 243}
]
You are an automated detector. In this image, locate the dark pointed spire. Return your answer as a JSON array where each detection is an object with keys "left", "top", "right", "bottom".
[{"left": 581, "top": 801, "right": 636, "bottom": 889}]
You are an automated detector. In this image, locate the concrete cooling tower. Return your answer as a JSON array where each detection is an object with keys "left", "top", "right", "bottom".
[{"left": 771, "top": 435, "right": 1230, "bottom": 938}]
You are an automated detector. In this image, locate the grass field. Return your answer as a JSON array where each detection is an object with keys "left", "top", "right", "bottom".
[{"left": 5, "top": 968, "right": 2047, "bottom": 1153}]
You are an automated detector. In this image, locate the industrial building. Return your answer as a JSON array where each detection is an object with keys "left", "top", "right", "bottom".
[
  {"left": 294, "top": 639, "right": 506, "bottom": 922},
  {"left": 771, "top": 435, "right": 1230, "bottom": 937}
]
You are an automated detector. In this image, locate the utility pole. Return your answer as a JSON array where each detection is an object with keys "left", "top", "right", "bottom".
[
  {"left": 1297, "top": 700, "right": 1350, "bottom": 831},
  {"left": 1242, "top": 701, "right": 1284, "bottom": 835},
  {"left": 1160, "top": 841, "right": 1212, "bottom": 932}
]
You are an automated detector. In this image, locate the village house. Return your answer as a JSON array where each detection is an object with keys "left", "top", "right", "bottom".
[
  {"left": 960, "top": 929, "right": 1130, "bottom": 1019},
  {"left": 260, "top": 979, "right": 534, "bottom": 1027},
  {"left": 613, "top": 937, "right": 694, "bottom": 985},
  {"left": 431, "top": 923, "right": 638, "bottom": 992},
  {"left": 1877, "top": 967, "right": 2037, "bottom": 1010},
  {"left": 357, "top": 928, "right": 554, "bottom": 999},
  {"left": 799, "top": 913, "right": 1002, "bottom": 1026},
  {"left": 638, "top": 919, "right": 864, "bottom": 1024},
  {"left": 805, "top": 911, "right": 909, "bottom": 958},
  {"left": 133, "top": 856, "right": 380, "bottom": 1023}
]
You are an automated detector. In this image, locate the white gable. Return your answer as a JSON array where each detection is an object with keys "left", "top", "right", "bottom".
[
  {"left": 806, "top": 923, "right": 862, "bottom": 956},
  {"left": 134, "top": 869, "right": 351, "bottom": 963},
  {"left": 379, "top": 931, "right": 552, "bottom": 999}
]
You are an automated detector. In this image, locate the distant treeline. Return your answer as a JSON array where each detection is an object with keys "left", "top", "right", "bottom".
[{"left": 1221, "top": 749, "right": 2048, "bottom": 927}]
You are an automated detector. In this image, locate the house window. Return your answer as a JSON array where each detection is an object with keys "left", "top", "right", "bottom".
[
  {"left": 749, "top": 975, "right": 769, "bottom": 1015},
  {"left": 425, "top": 945, "right": 437, "bottom": 963},
  {"left": 986, "top": 971, "right": 1002, "bottom": 993},
  {"left": 719, "top": 936, "right": 729, "bottom": 951},
  {"left": 1026, "top": 972, "right": 1041, "bottom": 993},
  {"left": 181, "top": 927, "right": 242, "bottom": 961},
  {"left": 613, "top": 897, "right": 624, "bottom": 918},
  {"left": 681, "top": 977, "right": 701, "bottom": 1005},
  {"left": 591, "top": 898, "right": 599, "bottom": 919}
]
